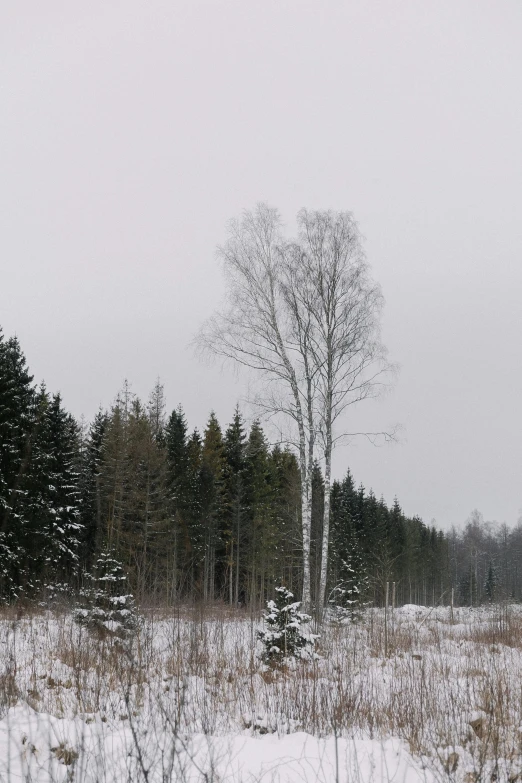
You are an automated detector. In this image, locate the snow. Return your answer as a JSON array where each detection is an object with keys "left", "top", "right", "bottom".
[
  {"left": 1, "top": 604, "right": 522, "bottom": 782},
  {"left": 0, "top": 705, "right": 433, "bottom": 782}
]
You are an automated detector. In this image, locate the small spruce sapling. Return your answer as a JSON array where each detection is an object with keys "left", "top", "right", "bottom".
[
  {"left": 74, "top": 550, "right": 138, "bottom": 638},
  {"left": 258, "top": 586, "right": 318, "bottom": 665}
]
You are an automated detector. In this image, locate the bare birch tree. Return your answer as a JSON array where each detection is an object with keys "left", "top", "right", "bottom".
[
  {"left": 296, "top": 208, "right": 395, "bottom": 620},
  {"left": 196, "top": 204, "right": 316, "bottom": 609},
  {"left": 197, "top": 204, "right": 394, "bottom": 616}
]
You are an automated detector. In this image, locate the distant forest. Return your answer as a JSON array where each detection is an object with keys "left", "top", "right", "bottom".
[{"left": 1, "top": 326, "right": 521, "bottom": 609}]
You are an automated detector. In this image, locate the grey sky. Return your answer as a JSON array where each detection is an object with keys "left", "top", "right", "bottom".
[{"left": 2, "top": 1, "right": 522, "bottom": 530}]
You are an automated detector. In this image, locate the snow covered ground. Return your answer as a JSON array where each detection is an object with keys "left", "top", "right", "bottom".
[{"left": 1, "top": 604, "right": 521, "bottom": 782}]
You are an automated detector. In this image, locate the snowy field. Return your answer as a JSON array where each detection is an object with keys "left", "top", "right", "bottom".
[{"left": 1, "top": 604, "right": 521, "bottom": 782}]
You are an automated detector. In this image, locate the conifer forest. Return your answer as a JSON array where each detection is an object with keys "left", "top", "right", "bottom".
[{"left": 2, "top": 324, "right": 519, "bottom": 613}]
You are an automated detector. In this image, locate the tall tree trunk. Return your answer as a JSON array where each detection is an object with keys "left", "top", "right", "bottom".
[
  {"left": 318, "top": 423, "right": 332, "bottom": 620},
  {"left": 235, "top": 506, "right": 240, "bottom": 604},
  {"left": 299, "top": 436, "right": 312, "bottom": 611}
]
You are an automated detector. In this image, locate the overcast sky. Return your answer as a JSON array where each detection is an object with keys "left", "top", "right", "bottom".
[{"left": 2, "top": 1, "right": 521, "bottom": 530}]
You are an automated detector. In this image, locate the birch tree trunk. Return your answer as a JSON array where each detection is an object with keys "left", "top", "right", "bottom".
[{"left": 317, "top": 397, "right": 332, "bottom": 620}]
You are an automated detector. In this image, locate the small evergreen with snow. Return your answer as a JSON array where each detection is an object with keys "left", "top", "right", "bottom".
[
  {"left": 258, "top": 586, "right": 318, "bottom": 664},
  {"left": 74, "top": 550, "right": 138, "bottom": 638}
]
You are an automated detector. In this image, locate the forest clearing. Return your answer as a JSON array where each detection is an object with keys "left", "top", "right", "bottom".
[{"left": 1, "top": 602, "right": 521, "bottom": 782}]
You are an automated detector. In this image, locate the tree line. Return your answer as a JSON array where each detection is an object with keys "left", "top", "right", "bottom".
[
  {"left": 2, "top": 205, "right": 520, "bottom": 613},
  {"left": 3, "top": 325, "right": 520, "bottom": 611}
]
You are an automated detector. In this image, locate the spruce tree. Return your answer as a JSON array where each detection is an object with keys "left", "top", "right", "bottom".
[
  {"left": 258, "top": 586, "right": 318, "bottom": 664},
  {"left": 75, "top": 549, "right": 138, "bottom": 638},
  {"left": 165, "top": 405, "right": 190, "bottom": 600},
  {"left": 269, "top": 445, "right": 301, "bottom": 596},
  {"left": 0, "top": 330, "right": 35, "bottom": 597},
  {"left": 484, "top": 560, "right": 499, "bottom": 603},
  {"left": 244, "top": 421, "right": 275, "bottom": 606},
  {"left": 329, "top": 469, "right": 368, "bottom": 619},
  {"left": 21, "top": 391, "right": 82, "bottom": 589},
  {"left": 166, "top": 405, "right": 190, "bottom": 516},
  {"left": 78, "top": 410, "right": 108, "bottom": 570},
  {"left": 100, "top": 397, "right": 129, "bottom": 553},
  {"left": 222, "top": 406, "right": 247, "bottom": 603},
  {"left": 200, "top": 412, "right": 225, "bottom": 600},
  {"left": 185, "top": 428, "right": 204, "bottom": 593}
]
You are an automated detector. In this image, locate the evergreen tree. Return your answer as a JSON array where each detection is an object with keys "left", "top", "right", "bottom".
[
  {"left": 0, "top": 331, "right": 35, "bottom": 597},
  {"left": 269, "top": 444, "right": 301, "bottom": 596},
  {"left": 165, "top": 405, "right": 189, "bottom": 515},
  {"left": 328, "top": 469, "right": 368, "bottom": 619},
  {"left": 96, "top": 385, "right": 170, "bottom": 598},
  {"left": 484, "top": 560, "right": 499, "bottom": 603},
  {"left": 75, "top": 549, "right": 138, "bottom": 638},
  {"left": 244, "top": 421, "right": 274, "bottom": 606},
  {"left": 165, "top": 405, "right": 190, "bottom": 600},
  {"left": 329, "top": 469, "right": 356, "bottom": 588},
  {"left": 78, "top": 409, "right": 108, "bottom": 570},
  {"left": 257, "top": 586, "right": 318, "bottom": 665},
  {"left": 0, "top": 327, "right": 460, "bottom": 608},
  {"left": 200, "top": 412, "right": 225, "bottom": 600},
  {"left": 148, "top": 379, "right": 167, "bottom": 442},
  {"left": 184, "top": 428, "right": 204, "bottom": 593},
  {"left": 100, "top": 396, "right": 130, "bottom": 553},
  {"left": 222, "top": 406, "right": 247, "bottom": 603},
  {"left": 21, "top": 391, "right": 82, "bottom": 588}
]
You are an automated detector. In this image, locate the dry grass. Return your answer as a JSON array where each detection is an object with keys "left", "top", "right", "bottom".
[{"left": 1, "top": 602, "right": 522, "bottom": 781}]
